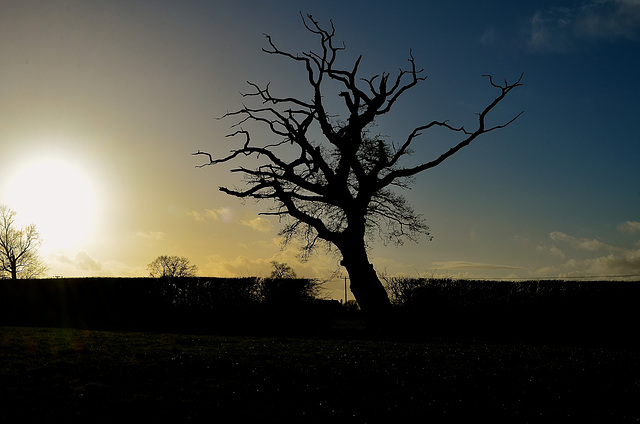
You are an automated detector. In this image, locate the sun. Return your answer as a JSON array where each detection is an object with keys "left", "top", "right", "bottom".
[{"left": 2, "top": 156, "right": 103, "bottom": 252}]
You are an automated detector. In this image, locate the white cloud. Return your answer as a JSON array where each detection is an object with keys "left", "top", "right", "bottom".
[
  {"left": 534, "top": 266, "right": 556, "bottom": 277},
  {"left": 201, "top": 254, "right": 271, "bottom": 278},
  {"left": 431, "top": 261, "right": 523, "bottom": 270},
  {"left": 46, "top": 251, "right": 151, "bottom": 278},
  {"left": 584, "top": 249, "right": 640, "bottom": 275},
  {"left": 48, "top": 251, "right": 103, "bottom": 274},
  {"left": 533, "top": 225, "right": 640, "bottom": 278},
  {"left": 186, "top": 210, "right": 206, "bottom": 221},
  {"left": 550, "top": 246, "right": 565, "bottom": 258},
  {"left": 538, "top": 249, "right": 640, "bottom": 278},
  {"left": 528, "top": 9, "right": 574, "bottom": 52},
  {"left": 207, "top": 207, "right": 234, "bottom": 222},
  {"left": 527, "top": 1, "right": 640, "bottom": 52},
  {"left": 239, "top": 217, "right": 273, "bottom": 233},
  {"left": 188, "top": 207, "right": 273, "bottom": 233},
  {"left": 619, "top": 220, "right": 640, "bottom": 233},
  {"left": 134, "top": 231, "right": 166, "bottom": 240},
  {"left": 200, "top": 248, "right": 335, "bottom": 279},
  {"left": 74, "top": 251, "right": 102, "bottom": 271},
  {"left": 536, "top": 243, "right": 566, "bottom": 258},
  {"left": 575, "top": 0, "right": 640, "bottom": 40},
  {"left": 187, "top": 207, "right": 234, "bottom": 222},
  {"left": 549, "top": 231, "right": 613, "bottom": 251}
]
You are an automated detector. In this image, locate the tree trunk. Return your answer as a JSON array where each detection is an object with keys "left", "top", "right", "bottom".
[
  {"left": 10, "top": 257, "right": 17, "bottom": 280},
  {"left": 340, "top": 243, "right": 392, "bottom": 327}
]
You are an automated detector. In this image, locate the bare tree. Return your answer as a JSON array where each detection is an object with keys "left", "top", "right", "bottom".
[
  {"left": 262, "top": 261, "right": 322, "bottom": 305},
  {"left": 147, "top": 255, "right": 198, "bottom": 278},
  {"left": 0, "top": 205, "right": 47, "bottom": 280},
  {"left": 194, "top": 14, "right": 523, "bottom": 320},
  {"left": 269, "top": 261, "right": 298, "bottom": 279}
]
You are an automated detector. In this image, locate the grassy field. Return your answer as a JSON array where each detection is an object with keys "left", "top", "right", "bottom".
[{"left": 1, "top": 325, "right": 639, "bottom": 422}]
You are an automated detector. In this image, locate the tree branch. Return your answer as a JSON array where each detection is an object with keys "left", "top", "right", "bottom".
[{"left": 380, "top": 73, "right": 524, "bottom": 187}]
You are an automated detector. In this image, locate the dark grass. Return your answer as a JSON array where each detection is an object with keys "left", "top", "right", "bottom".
[{"left": 1, "top": 325, "right": 639, "bottom": 422}]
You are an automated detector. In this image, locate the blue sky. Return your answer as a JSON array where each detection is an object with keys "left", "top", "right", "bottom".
[{"left": 1, "top": 0, "right": 639, "bottom": 297}]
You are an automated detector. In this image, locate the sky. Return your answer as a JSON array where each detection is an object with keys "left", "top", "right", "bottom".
[{"left": 1, "top": 0, "right": 639, "bottom": 299}]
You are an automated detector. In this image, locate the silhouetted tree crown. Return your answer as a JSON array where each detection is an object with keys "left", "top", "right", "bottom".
[
  {"left": 0, "top": 205, "right": 47, "bottom": 280},
  {"left": 148, "top": 255, "right": 198, "bottom": 278},
  {"left": 269, "top": 261, "right": 297, "bottom": 279}
]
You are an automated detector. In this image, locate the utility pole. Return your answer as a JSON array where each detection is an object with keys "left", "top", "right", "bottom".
[{"left": 344, "top": 276, "right": 348, "bottom": 304}]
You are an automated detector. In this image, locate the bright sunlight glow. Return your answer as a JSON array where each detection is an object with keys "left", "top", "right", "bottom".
[{"left": 2, "top": 155, "right": 102, "bottom": 253}]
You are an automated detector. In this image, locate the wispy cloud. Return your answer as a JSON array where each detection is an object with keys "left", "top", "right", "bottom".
[
  {"left": 134, "top": 231, "right": 166, "bottom": 241},
  {"left": 188, "top": 207, "right": 273, "bottom": 233},
  {"left": 200, "top": 247, "right": 333, "bottom": 280},
  {"left": 528, "top": 8, "right": 575, "bottom": 52},
  {"left": 549, "top": 231, "right": 614, "bottom": 251},
  {"left": 537, "top": 244, "right": 566, "bottom": 259},
  {"left": 532, "top": 220, "right": 640, "bottom": 278},
  {"left": 50, "top": 251, "right": 103, "bottom": 272},
  {"left": 239, "top": 217, "right": 273, "bottom": 233},
  {"left": 187, "top": 207, "right": 233, "bottom": 223},
  {"left": 619, "top": 220, "right": 640, "bottom": 233},
  {"left": 584, "top": 249, "right": 640, "bottom": 275},
  {"left": 575, "top": 0, "right": 640, "bottom": 39},
  {"left": 535, "top": 249, "right": 640, "bottom": 278},
  {"left": 431, "top": 261, "right": 523, "bottom": 270},
  {"left": 527, "top": 0, "right": 640, "bottom": 52}
]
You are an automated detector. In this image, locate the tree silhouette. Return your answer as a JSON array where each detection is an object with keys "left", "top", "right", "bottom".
[
  {"left": 147, "top": 255, "right": 198, "bottom": 278},
  {"left": 194, "top": 14, "right": 523, "bottom": 321},
  {"left": 262, "top": 261, "right": 322, "bottom": 306},
  {"left": 0, "top": 205, "right": 47, "bottom": 280},
  {"left": 269, "top": 261, "right": 297, "bottom": 279}
]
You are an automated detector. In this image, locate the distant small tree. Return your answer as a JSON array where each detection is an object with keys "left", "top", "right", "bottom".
[
  {"left": 269, "top": 261, "right": 297, "bottom": 279},
  {"left": 260, "top": 261, "right": 322, "bottom": 305},
  {"left": 344, "top": 299, "right": 360, "bottom": 312},
  {"left": 0, "top": 205, "right": 47, "bottom": 280},
  {"left": 147, "top": 255, "right": 198, "bottom": 278}
]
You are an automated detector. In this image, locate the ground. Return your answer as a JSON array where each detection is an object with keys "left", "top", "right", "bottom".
[{"left": 1, "top": 325, "right": 639, "bottom": 422}]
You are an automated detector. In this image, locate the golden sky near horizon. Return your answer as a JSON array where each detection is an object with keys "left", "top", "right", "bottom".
[{"left": 2, "top": 1, "right": 640, "bottom": 299}]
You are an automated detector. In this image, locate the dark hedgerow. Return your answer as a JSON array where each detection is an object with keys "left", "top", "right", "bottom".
[
  {"left": 0, "top": 276, "right": 330, "bottom": 334},
  {"left": 257, "top": 277, "right": 323, "bottom": 306},
  {"left": 1, "top": 276, "right": 638, "bottom": 343},
  {"left": 383, "top": 277, "right": 640, "bottom": 344}
]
